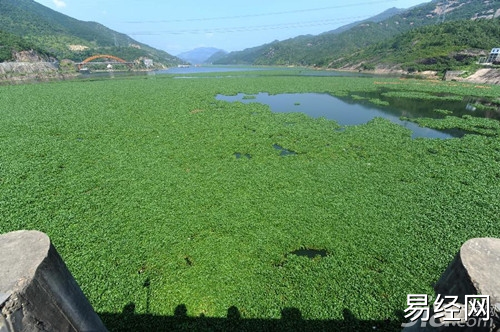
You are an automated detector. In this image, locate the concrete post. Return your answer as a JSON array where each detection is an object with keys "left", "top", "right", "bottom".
[
  {"left": 434, "top": 237, "right": 500, "bottom": 305},
  {"left": 402, "top": 237, "right": 500, "bottom": 331},
  {"left": 0, "top": 230, "right": 107, "bottom": 332}
]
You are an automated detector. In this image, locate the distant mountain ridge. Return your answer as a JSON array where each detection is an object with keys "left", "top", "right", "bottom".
[
  {"left": 0, "top": 0, "right": 182, "bottom": 66},
  {"left": 214, "top": 0, "right": 500, "bottom": 68},
  {"left": 321, "top": 7, "right": 406, "bottom": 35},
  {"left": 177, "top": 47, "right": 227, "bottom": 64},
  {"left": 205, "top": 50, "right": 230, "bottom": 64}
]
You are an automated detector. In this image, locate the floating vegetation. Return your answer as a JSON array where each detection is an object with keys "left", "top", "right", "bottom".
[
  {"left": 0, "top": 72, "right": 499, "bottom": 329},
  {"left": 471, "top": 103, "right": 498, "bottom": 112},
  {"left": 350, "top": 94, "right": 367, "bottom": 100},
  {"left": 381, "top": 91, "right": 463, "bottom": 101},
  {"left": 433, "top": 109, "right": 453, "bottom": 115},
  {"left": 404, "top": 114, "right": 500, "bottom": 136},
  {"left": 242, "top": 95, "right": 257, "bottom": 100},
  {"left": 369, "top": 98, "right": 390, "bottom": 106}
]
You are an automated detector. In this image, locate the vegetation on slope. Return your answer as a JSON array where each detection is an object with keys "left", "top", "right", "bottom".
[
  {"left": 214, "top": 0, "right": 500, "bottom": 69},
  {"left": 337, "top": 18, "right": 500, "bottom": 73},
  {"left": 0, "top": 0, "right": 181, "bottom": 65},
  {"left": 0, "top": 30, "right": 53, "bottom": 62}
]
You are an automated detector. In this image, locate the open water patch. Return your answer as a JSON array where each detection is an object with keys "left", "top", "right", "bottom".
[
  {"left": 273, "top": 144, "right": 297, "bottom": 156},
  {"left": 216, "top": 92, "right": 464, "bottom": 139},
  {"left": 157, "top": 66, "right": 271, "bottom": 75},
  {"left": 274, "top": 248, "right": 329, "bottom": 267},
  {"left": 234, "top": 152, "right": 251, "bottom": 159},
  {"left": 289, "top": 248, "right": 328, "bottom": 259}
]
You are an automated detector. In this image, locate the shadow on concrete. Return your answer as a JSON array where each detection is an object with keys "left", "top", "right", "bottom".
[{"left": 99, "top": 303, "right": 404, "bottom": 332}]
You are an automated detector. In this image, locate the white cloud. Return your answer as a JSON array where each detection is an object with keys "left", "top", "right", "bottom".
[{"left": 53, "top": 0, "right": 66, "bottom": 8}]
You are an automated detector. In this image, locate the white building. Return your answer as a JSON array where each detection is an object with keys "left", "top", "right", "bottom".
[
  {"left": 143, "top": 59, "right": 153, "bottom": 68},
  {"left": 486, "top": 48, "right": 500, "bottom": 63}
]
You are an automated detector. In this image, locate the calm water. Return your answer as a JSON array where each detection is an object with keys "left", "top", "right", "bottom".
[
  {"left": 77, "top": 65, "right": 377, "bottom": 80},
  {"left": 74, "top": 66, "right": 495, "bottom": 139},
  {"left": 156, "top": 65, "right": 376, "bottom": 77},
  {"left": 156, "top": 66, "right": 271, "bottom": 75},
  {"left": 216, "top": 92, "right": 462, "bottom": 139}
]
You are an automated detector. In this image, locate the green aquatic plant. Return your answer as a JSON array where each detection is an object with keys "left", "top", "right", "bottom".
[
  {"left": 350, "top": 94, "right": 367, "bottom": 100},
  {"left": 0, "top": 72, "right": 498, "bottom": 330},
  {"left": 381, "top": 91, "right": 463, "bottom": 102},
  {"left": 369, "top": 98, "right": 390, "bottom": 106},
  {"left": 406, "top": 114, "right": 500, "bottom": 136},
  {"left": 433, "top": 109, "right": 453, "bottom": 115}
]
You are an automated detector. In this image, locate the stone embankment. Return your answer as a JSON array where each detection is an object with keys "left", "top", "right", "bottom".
[
  {"left": 340, "top": 61, "right": 500, "bottom": 85},
  {"left": 0, "top": 50, "right": 72, "bottom": 83},
  {"left": 0, "top": 62, "right": 78, "bottom": 84},
  {"left": 0, "top": 62, "right": 58, "bottom": 75}
]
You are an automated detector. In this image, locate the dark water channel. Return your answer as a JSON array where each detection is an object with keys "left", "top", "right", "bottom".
[{"left": 216, "top": 92, "right": 486, "bottom": 139}]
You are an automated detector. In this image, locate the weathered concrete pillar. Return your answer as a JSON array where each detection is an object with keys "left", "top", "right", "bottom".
[
  {"left": 434, "top": 237, "right": 500, "bottom": 305},
  {"left": 402, "top": 237, "right": 500, "bottom": 331},
  {"left": 0, "top": 230, "right": 107, "bottom": 332}
]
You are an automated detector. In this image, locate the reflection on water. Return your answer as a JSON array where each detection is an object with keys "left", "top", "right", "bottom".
[{"left": 216, "top": 92, "right": 461, "bottom": 139}]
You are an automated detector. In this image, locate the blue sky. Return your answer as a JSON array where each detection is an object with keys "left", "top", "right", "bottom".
[{"left": 34, "top": 0, "right": 430, "bottom": 55}]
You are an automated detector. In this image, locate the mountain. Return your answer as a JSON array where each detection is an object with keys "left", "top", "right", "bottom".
[
  {"left": 0, "top": 30, "right": 52, "bottom": 62},
  {"left": 0, "top": 0, "right": 182, "bottom": 66},
  {"left": 214, "top": 0, "right": 500, "bottom": 68},
  {"left": 177, "top": 47, "right": 227, "bottom": 64},
  {"left": 213, "top": 5, "right": 417, "bottom": 66},
  {"left": 205, "top": 50, "right": 230, "bottom": 64},
  {"left": 339, "top": 17, "right": 500, "bottom": 73},
  {"left": 321, "top": 7, "right": 406, "bottom": 35}
]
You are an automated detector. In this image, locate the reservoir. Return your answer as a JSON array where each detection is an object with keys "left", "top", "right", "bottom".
[{"left": 216, "top": 92, "right": 473, "bottom": 139}]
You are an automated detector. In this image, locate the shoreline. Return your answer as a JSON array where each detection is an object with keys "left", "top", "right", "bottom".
[{"left": 1, "top": 62, "right": 500, "bottom": 85}]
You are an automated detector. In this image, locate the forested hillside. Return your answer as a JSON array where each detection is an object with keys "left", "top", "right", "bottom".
[
  {"left": 0, "top": 30, "right": 53, "bottom": 62},
  {"left": 0, "top": 0, "right": 181, "bottom": 65},
  {"left": 215, "top": 0, "right": 500, "bottom": 68},
  {"left": 338, "top": 18, "right": 500, "bottom": 73}
]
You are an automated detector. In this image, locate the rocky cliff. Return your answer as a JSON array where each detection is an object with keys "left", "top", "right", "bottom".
[{"left": 464, "top": 68, "right": 500, "bottom": 85}]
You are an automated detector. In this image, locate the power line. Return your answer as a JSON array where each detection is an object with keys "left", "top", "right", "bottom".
[
  {"left": 123, "top": 0, "right": 397, "bottom": 24},
  {"left": 126, "top": 15, "right": 374, "bottom": 36}
]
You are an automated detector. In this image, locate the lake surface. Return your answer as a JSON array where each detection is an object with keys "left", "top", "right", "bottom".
[
  {"left": 77, "top": 65, "right": 380, "bottom": 80},
  {"left": 155, "top": 65, "right": 377, "bottom": 77},
  {"left": 74, "top": 66, "right": 495, "bottom": 139},
  {"left": 216, "top": 92, "right": 466, "bottom": 139},
  {"left": 156, "top": 66, "right": 272, "bottom": 75}
]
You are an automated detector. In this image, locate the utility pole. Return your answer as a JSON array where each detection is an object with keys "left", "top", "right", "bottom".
[{"left": 438, "top": 0, "right": 448, "bottom": 24}]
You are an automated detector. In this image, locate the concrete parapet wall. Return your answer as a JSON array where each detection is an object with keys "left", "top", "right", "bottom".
[
  {"left": 0, "top": 230, "right": 107, "bottom": 332},
  {"left": 403, "top": 237, "right": 500, "bottom": 331}
]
